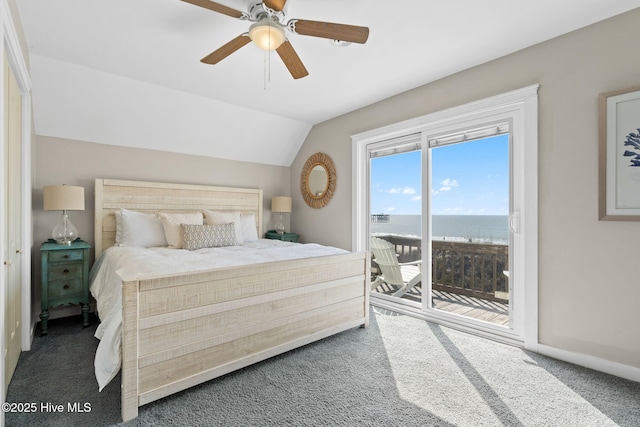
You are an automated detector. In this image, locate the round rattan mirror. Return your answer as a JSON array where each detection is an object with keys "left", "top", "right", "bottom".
[{"left": 300, "top": 152, "right": 336, "bottom": 209}]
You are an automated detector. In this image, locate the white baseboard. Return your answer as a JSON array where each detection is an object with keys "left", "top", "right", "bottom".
[
  {"left": 371, "top": 301, "right": 640, "bottom": 384},
  {"left": 537, "top": 344, "right": 640, "bottom": 383}
]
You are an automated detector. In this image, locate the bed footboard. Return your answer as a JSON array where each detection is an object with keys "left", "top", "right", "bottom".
[{"left": 120, "top": 252, "right": 370, "bottom": 421}]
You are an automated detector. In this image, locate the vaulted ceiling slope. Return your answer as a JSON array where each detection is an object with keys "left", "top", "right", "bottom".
[{"left": 15, "top": 0, "right": 640, "bottom": 166}]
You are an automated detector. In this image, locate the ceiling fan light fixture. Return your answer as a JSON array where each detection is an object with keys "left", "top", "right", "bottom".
[{"left": 249, "top": 21, "right": 285, "bottom": 51}]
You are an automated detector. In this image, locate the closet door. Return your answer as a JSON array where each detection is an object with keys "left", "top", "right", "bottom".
[{"left": 3, "top": 53, "right": 22, "bottom": 392}]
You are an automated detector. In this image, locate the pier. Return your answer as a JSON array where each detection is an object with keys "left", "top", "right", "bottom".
[{"left": 371, "top": 214, "right": 390, "bottom": 223}]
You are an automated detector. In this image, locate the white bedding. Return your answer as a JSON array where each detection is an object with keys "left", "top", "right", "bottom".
[{"left": 89, "top": 239, "right": 348, "bottom": 391}]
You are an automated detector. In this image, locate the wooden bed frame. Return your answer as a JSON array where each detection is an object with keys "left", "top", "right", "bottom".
[{"left": 93, "top": 179, "right": 370, "bottom": 421}]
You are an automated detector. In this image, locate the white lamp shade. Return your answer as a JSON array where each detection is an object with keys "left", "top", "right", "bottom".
[
  {"left": 271, "top": 196, "right": 292, "bottom": 213},
  {"left": 43, "top": 185, "right": 85, "bottom": 211}
]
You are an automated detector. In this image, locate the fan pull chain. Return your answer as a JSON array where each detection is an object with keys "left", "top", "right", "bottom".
[
  {"left": 263, "top": 49, "right": 271, "bottom": 90},
  {"left": 263, "top": 26, "right": 274, "bottom": 90}
]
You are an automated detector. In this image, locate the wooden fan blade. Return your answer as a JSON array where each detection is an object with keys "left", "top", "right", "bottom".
[
  {"left": 181, "top": 0, "right": 245, "bottom": 19},
  {"left": 263, "top": 0, "right": 286, "bottom": 12},
  {"left": 276, "top": 40, "right": 309, "bottom": 79},
  {"left": 201, "top": 34, "right": 251, "bottom": 64},
  {"left": 292, "top": 19, "right": 369, "bottom": 44}
]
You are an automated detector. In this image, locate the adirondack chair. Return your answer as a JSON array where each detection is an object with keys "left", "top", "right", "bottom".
[{"left": 370, "top": 237, "right": 422, "bottom": 298}]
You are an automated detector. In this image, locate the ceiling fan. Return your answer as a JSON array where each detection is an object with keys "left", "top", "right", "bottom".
[{"left": 181, "top": 0, "right": 370, "bottom": 79}]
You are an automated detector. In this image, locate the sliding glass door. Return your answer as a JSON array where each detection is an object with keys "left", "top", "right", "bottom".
[
  {"left": 369, "top": 146, "right": 423, "bottom": 305},
  {"left": 429, "top": 133, "right": 511, "bottom": 327},
  {"left": 354, "top": 86, "right": 539, "bottom": 346},
  {"left": 368, "top": 128, "right": 512, "bottom": 328}
]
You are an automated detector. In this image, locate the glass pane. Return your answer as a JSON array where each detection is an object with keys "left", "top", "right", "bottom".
[
  {"left": 370, "top": 150, "right": 423, "bottom": 302},
  {"left": 430, "top": 134, "right": 510, "bottom": 326}
]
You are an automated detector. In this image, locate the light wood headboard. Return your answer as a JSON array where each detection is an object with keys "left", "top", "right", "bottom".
[{"left": 94, "top": 179, "right": 263, "bottom": 257}]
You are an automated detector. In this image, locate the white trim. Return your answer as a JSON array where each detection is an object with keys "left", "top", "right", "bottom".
[
  {"left": 372, "top": 299, "right": 524, "bottom": 348},
  {"left": 2, "top": 1, "right": 33, "bottom": 420},
  {"left": 371, "top": 300, "right": 640, "bottom": 383},
  {"left": 2, "top": 1, "right": 30, "bottom": 92},
  {"left": 521, "top": 91, "right": 538, "bottom": 352},
  {"left": 19, "top": 93, "right": 31, "bottom": 351},
  {"left": 537, "top": 344, "right": 640, "bottom": 383},
  {"left": 351, "top": 138, "right": 369, "bottom": 252},
  {"left": 3, "top": 0, "right": 33, "bottom": 353},
  {"left": 352, "top": 85, "right": 539, "bottom": 145},
  {"left": 352, "top": 85, "right": 539, "bottom": 347},
  {"left": 0, "top": 52, "right": 5, "bottom": 427}
]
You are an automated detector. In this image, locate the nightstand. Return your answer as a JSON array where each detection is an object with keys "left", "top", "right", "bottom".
[
  {"left": 40, "top": 240, "right": 91, "bottom": 335},
  {"left": 265, "top": 230, "right": 300, "bottom": 243}
]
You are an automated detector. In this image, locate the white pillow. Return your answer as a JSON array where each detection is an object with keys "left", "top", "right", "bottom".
[
  {"left": 114, "top": 209, "right": 167, "bottom": 248},
  {"left": 158, "top": 212, "right": 203, "bottom": 248},
  {"left": 203, "top": 210, "right": 244, "bottom": 244},
  {"left": 239, "top": 213, "right": 259, "bottom": 242}
]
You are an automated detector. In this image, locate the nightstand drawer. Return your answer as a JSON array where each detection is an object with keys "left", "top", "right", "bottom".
[
  {"left": 48, "top": 277, "right": 83, "bottom": 301},
  {"left": 49, "top": 249, "right": 84, "bottom": 263},
  {"left": 49, "top": 263, "right": 83, "bottom": 282}
]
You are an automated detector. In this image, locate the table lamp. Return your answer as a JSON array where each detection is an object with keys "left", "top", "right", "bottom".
[
  {"left": 43, "top": 185, "right": 85, "bottom": 245},
  {"left": 271, "top": 196, "right": 292, "bottom": 235}
]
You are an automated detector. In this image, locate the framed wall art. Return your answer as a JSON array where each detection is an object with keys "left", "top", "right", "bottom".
[{"left": 598, "top": 86, "right": 640, "bottom": 220}]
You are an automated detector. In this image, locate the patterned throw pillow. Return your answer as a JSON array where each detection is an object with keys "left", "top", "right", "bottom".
[{"left": 181, "top": 223, "right": 237, "bottom": 250}]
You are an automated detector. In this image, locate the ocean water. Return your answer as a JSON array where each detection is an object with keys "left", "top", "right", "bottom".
[{"left": 371, "top": 214, "right": 508, "bottom": 244}]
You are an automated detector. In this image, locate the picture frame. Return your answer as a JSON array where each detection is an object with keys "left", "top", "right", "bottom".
[{"left": 598, "top": 86, "right": 640, "bottom": 221}]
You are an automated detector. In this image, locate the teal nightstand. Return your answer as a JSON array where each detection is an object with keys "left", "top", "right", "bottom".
[
  {"left": 265, "top": 230, "right": 300, "bottom": 243},
  {"left": 40, "top": 239, "right": 91, "bottom": 335}
]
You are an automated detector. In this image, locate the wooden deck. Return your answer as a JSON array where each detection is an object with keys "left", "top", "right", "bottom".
[{"left": 372, "top": 283, "right": 510, "bottom": 327}]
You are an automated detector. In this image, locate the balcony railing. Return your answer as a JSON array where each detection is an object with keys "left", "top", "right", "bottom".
[{"left": 372, "top": 235, "right": 509, "bottom": 302}]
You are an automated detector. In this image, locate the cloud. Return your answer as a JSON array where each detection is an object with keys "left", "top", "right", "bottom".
[
  {"left": 387, "top": 186, "right": 416, "bottom": 195},
  {"left": 402, "top": 187, "right": 416, "bottom": 195},
  {"left": 437, "top": 178, "right": 459, "bottom": 193},
  {"left": 411, "top": 196, "right": 421, "bottom": 202},
  {"left": 384, "top": 207, "right": 396, "bottom": 213},
  {"left": 440, "top": 178, "right": 458, "bottom": 191}
]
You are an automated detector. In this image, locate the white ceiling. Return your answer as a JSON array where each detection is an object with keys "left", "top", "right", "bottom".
[{"left": 14, "top": 0, "right": 640, "bottom": 166}]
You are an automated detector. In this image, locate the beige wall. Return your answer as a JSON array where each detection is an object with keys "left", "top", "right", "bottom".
[
  {"left": 291, "top": 9, "right": 640, "bottom": 369},
  {"left": 35, "top": 136, "right": 292, "bottom": 248},
  {"left": 33, "top": 136, "right": 291, "bottom": 316}
]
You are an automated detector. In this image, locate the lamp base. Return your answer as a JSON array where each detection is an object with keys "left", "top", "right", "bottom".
[
  {"left": 54, "top": 237, "right": 75, "bottom": 246},
  {"left": 52, "top": 211, "right": 79, "bottom": 246},
  {"left": 274, "top": 212, "right": 285, "bottom": 235}
]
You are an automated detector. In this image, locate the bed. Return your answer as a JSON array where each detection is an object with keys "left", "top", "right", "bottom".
[{"left": 92, "top": 179, "right": 370, "bottom": 421}]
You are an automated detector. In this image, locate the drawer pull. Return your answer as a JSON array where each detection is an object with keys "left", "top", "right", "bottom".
[
  {"left": 63, "top": 269, "right": 70, "bottom": 273},
  {"left": 63, "top": 284, "right": 70, "bottom": 290},
  {"left": 63, "top": 255, "right": 70, "bottom": 259}
]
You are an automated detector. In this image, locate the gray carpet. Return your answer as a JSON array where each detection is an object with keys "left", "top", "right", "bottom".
[{"left": 5, "top": 310, "right": 640, "bottom": 426}]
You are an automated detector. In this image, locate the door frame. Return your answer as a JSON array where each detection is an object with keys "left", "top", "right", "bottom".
[
  {"left": 352, "top": 85, "right": 538, "bottom": 350},
  {"left": 2, "top": 0, "right": 33, "bottom": 408}
]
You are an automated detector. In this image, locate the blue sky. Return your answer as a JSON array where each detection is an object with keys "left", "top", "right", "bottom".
[{"left": 370, "top": 135, "right": 509, "bottom": 215}]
